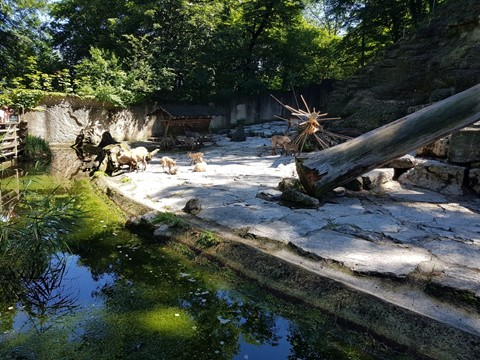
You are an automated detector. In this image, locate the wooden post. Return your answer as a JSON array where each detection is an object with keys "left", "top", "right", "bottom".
[{"left": 296, "top": 83, "right": 480, "bottom": 198}]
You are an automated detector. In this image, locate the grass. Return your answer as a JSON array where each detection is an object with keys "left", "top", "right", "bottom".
[{"left": 153, "top": 212, "right": 190, "bottom": 229}]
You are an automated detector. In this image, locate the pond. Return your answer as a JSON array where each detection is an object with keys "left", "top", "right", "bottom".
[{"left": 0, "top": 158, "right": 419, "bottom": 360}]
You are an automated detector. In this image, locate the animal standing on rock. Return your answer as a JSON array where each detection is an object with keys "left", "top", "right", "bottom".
[
  {"left": 187, "top": 151, "right": 204, "bottom": 165},
  {"left": 160, "top": 156, "right": 177, "bottom": 174},
  {"left": 271, "top": 135, "right": 292, "bottom": 155}
]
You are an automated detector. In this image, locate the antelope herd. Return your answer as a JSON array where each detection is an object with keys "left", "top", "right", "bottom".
[{"left": 106, "top": 133, "right": 296, "bottom": 176}]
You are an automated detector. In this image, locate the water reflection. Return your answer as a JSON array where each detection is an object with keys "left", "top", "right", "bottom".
[
  {"left": 0, "top": 167, "right": 21, "bottom": 221},
  {"left": 10, "top": 256, "right": 78, "bottom": 333},
  {"left": 0, "top": 172, "right": 411, "bottom": 360}
]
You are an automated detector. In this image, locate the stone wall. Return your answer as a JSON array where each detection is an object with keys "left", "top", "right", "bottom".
[
  {"left": 23, "top": 82, "right": 334, "bottom": 144},
  {"left": 213, "top": 82, "right": 334, "bottom": 130},
  {"left": 22, "top": 96, "right": 157, "bottom": 144}
]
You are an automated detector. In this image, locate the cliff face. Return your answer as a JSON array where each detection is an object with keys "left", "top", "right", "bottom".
[{"left": 326, "top": 0, "right": 480, "bottom": 131}]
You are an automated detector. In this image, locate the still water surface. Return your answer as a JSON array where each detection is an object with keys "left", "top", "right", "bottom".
[{"left": 0, "top": 166, "right": 413, "bottom": 359}]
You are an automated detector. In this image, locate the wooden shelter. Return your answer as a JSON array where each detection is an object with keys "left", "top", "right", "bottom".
[
  {"left": 148, "top": 104, "right": 221, "bottom": 149},
  {"left": 149, "top": 105, "right": 220, "bottom": 136}
]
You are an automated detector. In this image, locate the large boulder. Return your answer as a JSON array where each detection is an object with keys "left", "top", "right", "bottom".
[
  {"left": 397, "top": 159, "right": 466, "bottom": 195},
  {"left": 417, "top": 137, "right": 450, "bottom": 158},
  {"left": 448, "top": 125, "right": 480, "bottom": 164},
  {"left": 468, "top": 168, "right": 480, "bottom": 195}
]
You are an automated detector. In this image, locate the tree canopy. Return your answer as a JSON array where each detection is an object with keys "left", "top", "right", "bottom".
[{"left": 0, "top": 0, "right": 447, "bottom": 108}]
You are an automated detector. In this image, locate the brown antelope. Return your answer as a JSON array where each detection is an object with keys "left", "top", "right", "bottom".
[
  {"left": 271, "top": 135, "right": 292, "bottom": 155},
  {"left": 117, "top": 147, "right": 159, "bottom": 171},
  {"left": 193, "top": 161, "right": 207, "bottom": 172},
  {"left": 160, "top": 156, "right": 177, "bottom": 173},
  {"left": 187, "top": 151, "right": 204, "bottom": 165}
]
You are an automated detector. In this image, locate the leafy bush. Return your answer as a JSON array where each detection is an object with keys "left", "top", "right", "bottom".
[
  {"left": 22, "top": 135, "right": 52, "bottom": 162},
  {"left": 196, "top": 231, "right": 220, "bottom": 248}
]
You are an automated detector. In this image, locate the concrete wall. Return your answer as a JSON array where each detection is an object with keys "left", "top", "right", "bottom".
[
  {"left": 24, "top": 82, "right": 334, "bottom": 144},
  {"left": 212, "top": 82, "right": 335, "bottom": 130},
  {"left": 23, "top": 96, "right": 158, "bottom": 144}
]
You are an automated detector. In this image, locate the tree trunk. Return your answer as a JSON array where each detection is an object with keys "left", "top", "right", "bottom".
[{"left": 296, "top": 83, "right": 480, "bottom": 198}]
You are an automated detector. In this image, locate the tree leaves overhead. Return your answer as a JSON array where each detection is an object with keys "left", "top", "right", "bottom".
[
  {"left": 1, "top": 0, "right": 452, "bottom": 106},
  {"left": 0, "top": 0, "right": 56, "bottom": 83},
  {"left": 314, "top": 0, "right": 446, "bottom": 68}
]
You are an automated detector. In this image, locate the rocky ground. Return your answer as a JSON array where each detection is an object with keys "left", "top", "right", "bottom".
[
  {"left": 98, "top": 120, "right": 480, "bottom": 356},
  {"left": 326, "top": 0, "right": 480, "bottom": 132}
]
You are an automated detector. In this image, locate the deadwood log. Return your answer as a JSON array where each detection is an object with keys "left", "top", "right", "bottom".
[{"left": 296, "top": 83, "right": 480, "bottom": 198}]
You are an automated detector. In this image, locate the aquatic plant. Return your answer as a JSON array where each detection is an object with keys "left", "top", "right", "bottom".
[
  {"left": 0, "top": 177, "right": 80, "bottom": 315},
  {"left": 22, "top": 134, "right": 52, "bottom": 162}
]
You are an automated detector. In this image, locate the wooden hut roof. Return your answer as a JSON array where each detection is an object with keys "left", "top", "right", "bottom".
[{"left": 148, "top": 105, "right": 221, "bottom": 118}]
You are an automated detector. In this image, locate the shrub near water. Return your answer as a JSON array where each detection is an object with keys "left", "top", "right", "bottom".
[{"left": 22, "top": 135, "right": 52, "bottom": 162}]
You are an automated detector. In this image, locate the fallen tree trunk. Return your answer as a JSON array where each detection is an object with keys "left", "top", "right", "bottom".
[{"left": 296, "top": 83, "right": 480, "bottom": 198}]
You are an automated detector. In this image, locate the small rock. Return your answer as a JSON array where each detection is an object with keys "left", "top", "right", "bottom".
[
  {"left": 417, "top": 136, "right": 449, "bottom": 158},
  {"left": 183, "top": 198, "right": 202, "bottom": 215},
  {"left": 280, "top": 189, "right": 320, "bottom": 208},
  {"left": 332, "top": 187, "right": 346, "bottom": 196},
  {"left": 141, "top": 211, "right": 160, "bottom": 225},
  {"left": 468, "top": 168, "right": 480, "bottom": 195},
  {"left": 448, "top": 126, "right": 480, "bottom": 164},
  {"left": 153, "top": 224, "right": 174, "bottom": 241},
  {"left": 362, "top": 169, "right": 394, "bottom": 190},
  {"left": 397, "top": 159, "right": 466, "bottom": 195},
  {"left": 345, "top": 177, "right": 363, "bottom": 191},
  {"left": 256, "top": 189, "right": 283, "bottom": 201},
  {"left": 228, "top": 125, "right": 247, "bottom": 142},
  {"left": 384, "top": 154, "right": 416, "bottom": 169},
  {"left": 278, "top": 177, "right": 304, "bottom": 192}
]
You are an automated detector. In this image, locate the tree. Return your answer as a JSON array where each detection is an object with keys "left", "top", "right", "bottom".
[
  {"left": 0, "top": 0, "right": 59, "bottom": 84},
  {"left": 308, "top": 0, "right": 446, "bottom": 71}
]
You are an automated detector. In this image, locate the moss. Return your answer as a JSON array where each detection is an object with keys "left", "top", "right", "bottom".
[
  {"left": 425, "top": 283, "right": 480, "bottom": 313},
  {"left": 152, "top": 212, "right": 190, "bottom": 230}
]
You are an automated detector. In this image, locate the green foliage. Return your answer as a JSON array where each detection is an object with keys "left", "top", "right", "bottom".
[
  {"left": 0, "top": 179, "right": 79, "bottom": 306},
  {"left": 196, "top": 231, "right": 220, "bottom": 248},
  {"left": 2, "top": 89, "right": 44, "bottom": 112},
  {"left": 315, "top": 0, "right": 447, "bottom": 69},
  {"left": 74, "top": 47, "right": 130, "bottom": 107},
  {"left": 153, "top": 212, "right": 190, "bottom": 229},
  {"left": 22, "top": 134, "right": 52, "bottom": 162},
  {"left": 0, "top": 0, "right": 453, "bottom": 104}
]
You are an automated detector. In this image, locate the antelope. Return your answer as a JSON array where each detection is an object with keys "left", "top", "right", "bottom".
[
  {"left": 193, "top": 161, "right": 207, "bottom": 172},
  {"left": 271, "top": 135, "right": 292, "bottom": 155},
  {"left": 116, "top": 146, "right": 159, "bottom": 171},
  {"left": 187, "top": 151, "right": 204, "bottom": 165},
  {"left": 160, "top": 156, "right": 177, "bottom": 174}
]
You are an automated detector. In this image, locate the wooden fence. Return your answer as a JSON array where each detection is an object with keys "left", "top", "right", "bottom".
[
  {"left": 0, "top": 121, "right": 27, "bottom": 164},
  {"left": 0, "top": 121, "right": 27, "bottom": 221}
]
